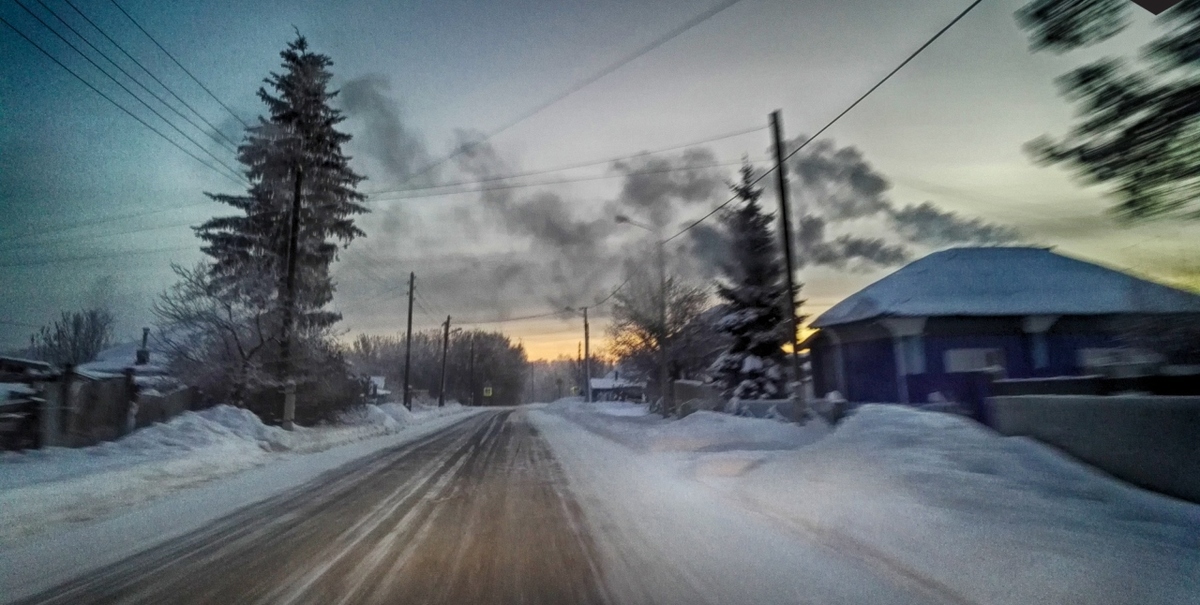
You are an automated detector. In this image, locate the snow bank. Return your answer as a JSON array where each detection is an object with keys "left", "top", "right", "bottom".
[
  {"left": 728, "top": 404, "right": 1200, "bottom": 605},
  {"left": 0, "top": 401, "right": 475, "bottom": 545},
  {"left": 543, "top": 399, "right": 827, "bottom": 453}
]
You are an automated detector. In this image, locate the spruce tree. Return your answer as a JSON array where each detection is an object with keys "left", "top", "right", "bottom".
[
  {"left": 1016, "top": 0, "right": 1200, "bottom": 221},
  {"left": 195, "top": 34, "right": 367, "bottom": 374},
  {"left": 708, "top": 163, "right": 791, "bottom": 401}
]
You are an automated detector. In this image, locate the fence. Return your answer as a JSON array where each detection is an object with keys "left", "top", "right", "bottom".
[
  {"left": 986, "top": 395, "right": 1200, "bottom": 503},
  {"left": 1, "top": 368, "right": 201, "bottom": 450}
]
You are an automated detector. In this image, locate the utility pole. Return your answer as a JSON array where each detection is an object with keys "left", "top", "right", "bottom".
[
  {"left": 438, "top": 315, "right": 451, "bottom": 407},
  {"left": 771, "top": 110, "right": 805, "bottom": 419},
  {"left": 583, "top": 306, "right": 592, "bottom": 403},
  {"left": 280, "top": 166, "right": 303, "bottom": 431},
  {"left": 403, "top": 272, "right": 415, "bottom": 409},
  {"left": 468, "top": 335, "right": 476, "bottom": 406},
  {"left": 615, "top": 214, "right": 672, "bottom": 417},
  {"left": 656, "top": 237, "right": 671, "bottom": 417}
]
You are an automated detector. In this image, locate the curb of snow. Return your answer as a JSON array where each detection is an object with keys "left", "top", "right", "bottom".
[{"left": 0, "top": 402, "right": 475, "bottom": 546}]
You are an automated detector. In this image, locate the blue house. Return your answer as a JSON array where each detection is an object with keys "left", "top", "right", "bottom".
[{"left": 804, "top": 247, "right": 1200, "bottom": 420}]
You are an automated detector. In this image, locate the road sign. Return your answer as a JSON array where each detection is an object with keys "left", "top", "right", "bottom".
[{"left": 483, "top": 387, "right": 493, "bottom": 397}]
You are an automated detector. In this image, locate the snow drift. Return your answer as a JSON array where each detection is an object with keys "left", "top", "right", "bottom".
[
  {"left": 0, "top": 401, "right": 471, "bottom": 544},
  {"left": 728, "top": 404, "right": 1200, "bottom": 605},
  {"left": 544, "top": 399, "right": 828, "bottom": 452}
]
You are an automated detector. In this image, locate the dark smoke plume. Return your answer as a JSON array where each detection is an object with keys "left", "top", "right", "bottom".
[
  {"left": 785, "top": 136, "right": 1022, "bottom": 272},
  {"left": 612, "top": 147, "right": 726, "bottom": 227},
  {"left": 341, "top": 75, "right": 432, "bottom": 184}
]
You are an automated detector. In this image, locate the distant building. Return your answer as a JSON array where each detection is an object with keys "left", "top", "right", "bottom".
[
  {"left": 589, "top": 370, "right": 646, "bottom": 402},
  {"left": 804, "top": 247, "right": 1200, "bottom": 419}
]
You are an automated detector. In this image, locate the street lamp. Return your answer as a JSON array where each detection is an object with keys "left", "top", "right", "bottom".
[{"left": 615, "top": 214, "right": 671, "bottom": 417}]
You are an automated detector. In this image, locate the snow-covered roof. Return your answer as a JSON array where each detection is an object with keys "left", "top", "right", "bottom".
[
  {"left": 812, "top": 247, "right": 1200, "bottom": 328},
  {"left": 590, "top": 377, "right": 645, "bottom": 390},
  {"left": 75, "top": 341, "right": 169, "bottom": 376}
]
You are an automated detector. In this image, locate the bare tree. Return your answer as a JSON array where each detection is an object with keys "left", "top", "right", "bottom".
[
  {"left": 607, "top": 253, "right": 711, "bottom": 396},
  {"left": 31, "top": 308, "right": 115, "bottom": 366},
  {"left": 153, "top": 262, "right": 277, "bottom": 405}
]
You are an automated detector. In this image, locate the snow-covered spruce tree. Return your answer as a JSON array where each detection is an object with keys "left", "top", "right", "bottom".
[
  {"left": 708, "top": 163, "right": 794, "bottom": 401},
  {"left": 195, "top": 34, "right": 367, "bottom": 387}
]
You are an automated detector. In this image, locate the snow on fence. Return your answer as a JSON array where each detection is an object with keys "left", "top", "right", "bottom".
[{"left": 22, "top": 368, "right": 203, "bottom": 449}]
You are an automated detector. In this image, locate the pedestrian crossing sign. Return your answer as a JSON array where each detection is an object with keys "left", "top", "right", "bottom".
[{"left": 483, "top": 387, "right": 493, "bottom": 397}]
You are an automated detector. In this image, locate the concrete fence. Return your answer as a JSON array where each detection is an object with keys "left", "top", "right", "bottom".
[{"left": 986, "top": 395, "right": 1200, "bottom": 503}]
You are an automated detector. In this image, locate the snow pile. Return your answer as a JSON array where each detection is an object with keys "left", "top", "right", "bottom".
[
  {"left": 544, "top": 399, "right": 827, "bottom": 453},
  {"left": 0, "top": 402, "right": 476, "bottom": 544},
  {"left": 727, "top": 404, "right": 1200, "bottom": 605}
]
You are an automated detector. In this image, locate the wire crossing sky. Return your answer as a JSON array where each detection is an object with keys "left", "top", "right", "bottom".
[{"left": 0, "top": 0, "right": 1195, "bottom": 358}]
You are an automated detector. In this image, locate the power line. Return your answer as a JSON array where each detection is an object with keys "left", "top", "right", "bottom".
[
  {"left": 363, "top": 124, "right": 766, "bottom": 196},
  {"left": 12, "top": 0, "right": 244, "bottom": 177},
  {"left": 61, "top": 0, "right": 242, "bottom": 149},
  {"left": 31, "top": 0, "right": 237, "bottom": 154},
  {"left": 0, "top": 244, "right": 194, "bottom": 269},
  {"left": 366, "top": 157, "right": 764, "bottom": 204},
  {"left": 666, "top": 165, "right": 775, "bottom": 242},
  {"left": 0, "top": 217, "right": 195, "bottom": 255},
  {"left": 592, "top": 277, "right": 630, "bottom": 307},
  {"left": 455, "top": 309, "right": 572, "bottom": 326},
  {"left": 397, "top": 0, "right": 749, "bottom": 186},
  {"left": 0, "top": 201, "right": 210, "bottom": 248},
  {"left": 666, "top": 0, "right": 986, "bottom": 243},
  {"left": 778, "top": 0, "right": 986, "bottom": 168},
  {"left": 2, "top": 142, "right": 764, "bottom": 247},
  {"left": 108, "top": 0, "right": 249, "bottom": 128},
  {"left": 0, "top": 14, "right": 245, "bottom": 186},
  {"left": 0, "top": 319, "right": 42, "bottom": 329}
]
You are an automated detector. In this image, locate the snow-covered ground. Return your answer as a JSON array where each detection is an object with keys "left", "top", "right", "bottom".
[
  {"left": 550, "top": 398, "right": 829, "bottom": 452},
  {"left": 0, "top": 400, "right": 473, "bottom": 546},
  {"left": 534, "top": 400, "right": 1200, "bottom": 605}
]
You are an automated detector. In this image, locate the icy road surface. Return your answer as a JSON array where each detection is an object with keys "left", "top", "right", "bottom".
[{"left": 13, "top": 408, "right": 948, "bottom": 605}]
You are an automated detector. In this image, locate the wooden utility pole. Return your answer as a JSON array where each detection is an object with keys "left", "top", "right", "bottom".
[
  {"left": 468, "top": 335, "right": 476, "bottom": 406},
  {"left": 657, "top": 237, "right": 671, "bottom": 417},
  {"left": 583, "top": 306, "right": 591, "bottom": 403},
  {"left": 438, "top": 315, "right": 451, "bottom": 407},
  {"left": 403, "top": 272, "right": 415, "bottom": 409},
  {"left": 280, "top": 166, "right": 303, "bottom": 430},
  {"left": 770, "top": 110, "right": 805, "bottom": 417}
]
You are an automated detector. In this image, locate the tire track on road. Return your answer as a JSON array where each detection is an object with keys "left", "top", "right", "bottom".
[{"left": 16, "top": 409, "right": 609, "bottom": 605}]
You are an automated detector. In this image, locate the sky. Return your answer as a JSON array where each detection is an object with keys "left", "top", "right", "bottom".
[{"left": 1, "top": 0, "right": 1197, "bottom": 360}]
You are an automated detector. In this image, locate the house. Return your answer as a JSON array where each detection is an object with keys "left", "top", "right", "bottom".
[
  {"left": 589, "top": 370, "right": 646, "bottom": 402},
  {"left": 803, "top": 247, "right": 1200, "bottom": 420},
  {"left": 367, "top": 376, "right": 391, "bottom": 402}
]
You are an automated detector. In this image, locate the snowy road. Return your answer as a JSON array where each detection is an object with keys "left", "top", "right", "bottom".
[
  {"left": 13, "top": 407, "right": 957, "bottom": 605},
  {"left": 14, "top": 410, "right": 607, "bottom": 605}
]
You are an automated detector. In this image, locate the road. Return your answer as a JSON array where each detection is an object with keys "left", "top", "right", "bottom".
[
  {"left": 16, "top": 410, "right": 608, "bottom": 605},
  {"left": 15, "top": 407, "right": 952, "bottom": 605}
]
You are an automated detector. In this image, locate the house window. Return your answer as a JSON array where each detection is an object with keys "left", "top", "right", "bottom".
[{"left": 944, "top": 348, "right": 1005, "bottom": 373}]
